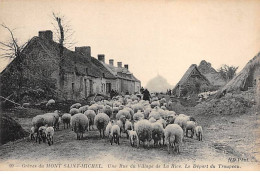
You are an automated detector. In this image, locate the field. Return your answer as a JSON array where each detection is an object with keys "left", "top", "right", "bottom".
[{"left": 0, "top": 103, "right": 259, "bottom": 170}]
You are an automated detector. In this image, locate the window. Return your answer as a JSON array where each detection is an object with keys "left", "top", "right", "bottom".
[
  {"left": 72, "top": 83, "right": 75, "bottom": 92},
  {"left": 85, "top": 68, "right": 88, "bottom": 75},
  {"left": 102, "top": 73, "right": 105, "bottom": 78}
]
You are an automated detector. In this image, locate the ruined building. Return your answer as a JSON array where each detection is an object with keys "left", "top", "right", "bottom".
[{"left": 0, "top": 30, "right": 141, "bottom": 101}]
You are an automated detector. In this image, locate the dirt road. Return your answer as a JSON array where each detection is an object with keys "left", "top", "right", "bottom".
[{"left": 0, "top": 108, "right": 259, "bottom": 170}]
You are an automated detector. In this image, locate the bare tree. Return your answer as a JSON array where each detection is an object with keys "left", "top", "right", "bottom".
[
  {"left": 0, "top": 24, "right": 27, "bottom": 101},
  {"left": 217, "top": 64, "right": 239, "bottom": 82},
  {"left": 52, "top": 12, "right": 75, "bottom": 92}
]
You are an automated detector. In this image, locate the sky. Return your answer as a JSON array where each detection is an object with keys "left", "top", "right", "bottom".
[{"left": 0, "top": 0, "right": 259, "bottom": 87}]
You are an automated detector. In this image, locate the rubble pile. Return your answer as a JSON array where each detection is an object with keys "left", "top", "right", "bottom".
[{"left": 195, "top": 90, "right": 254, "bottom": 116}]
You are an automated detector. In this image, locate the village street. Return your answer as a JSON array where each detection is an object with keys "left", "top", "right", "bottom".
[{"left": 0, "top": 106, "right": 259, "bottom": 170}]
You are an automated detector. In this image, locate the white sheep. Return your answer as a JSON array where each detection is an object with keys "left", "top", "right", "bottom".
[
  {"left": 144, "top": 107, "right": 152, "bottom": 119},
  {"left": 94, "top": 113, "right": 110, "bottom": 138},
  {"left": 157, "top": 118, "right": 167, "bottom": 128},
  {"left": 72, "top": 113, "right": 89, "bottom": 140},
  {"left": 128, "top": 130, "right": 139, "bottom": 147},
  {"left": 149, "top": 110, "right": 161, "bottom": 120},
  {"left": 46, "top": 99, "right": 55, "bottom": 107},
  {"left": 116, "top": 120, "right": 124, "bottom": 137},
  {"left": 38, "top": 125, "right": 47, "bottom": 143},
  {"left": 110, "top": 124, "right": 120, "bottom": 145},
  {"left": 45, "top": 126, "right": 54, "bottom": 146},
  {"left": 164, "top": 124, "right": 183, "bottom": 154},
  {"left": 151, "top": 101, "right": 160, "bottom": 108},
  {"left": 186, "top": 121, "right": 196, "bottom": 138},
  {"left": 195, "top": 126, "right": 203, "bottom": 141},
  {"left": 32, "top": 115, "right": 45, "bottom": 143},
  {"left": 61, "top": 113, "right": 71, "bottom": 129},
  {"left": 174, "top": 115, "right": 188, "bottom": 136},
  {"left": 70, "top": 103, "right": 82, "bottom": 109},
  {"left": 105, "top": 121, "right": 113, "bottom": 137},
  {"left": 69, "top": 108, "right": 80, "bottom": 116},
  {"left": 29, "top": 127, "right": 36, "bottom": 140},
  {"left": 79, "top": 105, "right": 89, "bottom": 113},
  {"left": 84, "top": 110, "right": 96, "bottom": 130},
  {"left": 149, "top": 117, "right": 156, "bottom": 123},
  {"left": 135, "top": 120, "right": 152, "bottom": 148},
  {"left": 133, "top": 111, "right": 144, "bottom": 122},
  {"left": 151, "top": 122, "right": 164, "bottom": 147},
  {"left": 103, "top": 105, "right": 112, "bottom": 117},
  {"left": 89, "top": 104, "right": 99, "bottom": 114},
  {"left": 125, "top": 119, "right": 133, "bottom": 139}
]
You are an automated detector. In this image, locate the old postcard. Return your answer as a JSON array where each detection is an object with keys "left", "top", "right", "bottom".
[{"left": 0, "top": 0, "right": 259, "bottom": 171}]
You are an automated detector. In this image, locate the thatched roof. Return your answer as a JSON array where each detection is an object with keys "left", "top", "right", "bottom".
[
  {"left": 220, "top": 52, "right": 260, "bottom": 93},
  {"left": 173, "top": 64, "right": 210, "bottom": 91}
]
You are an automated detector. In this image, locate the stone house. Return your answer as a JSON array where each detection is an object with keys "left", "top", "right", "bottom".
[
  {"left": 96, "top": 56, "right": 141, "bottom": 94},
  {"left": 172, "top": 64, "right": 211, "bottom": 97},
  {"left": 0, "top": 30, "right": 141, "bottom": 101}
]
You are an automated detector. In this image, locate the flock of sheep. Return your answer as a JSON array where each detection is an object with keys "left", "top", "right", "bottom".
[{"left": 30, "top": 95, "right": 203, "bottom": 154}]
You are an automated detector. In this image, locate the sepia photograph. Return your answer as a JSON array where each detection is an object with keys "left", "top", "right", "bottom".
[{"left": 0, "top": 0, "right": 259, "bottom": 171}]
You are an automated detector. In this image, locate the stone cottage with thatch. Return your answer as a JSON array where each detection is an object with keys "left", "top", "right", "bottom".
[
  {"left": 219, "top": 52, "right": 260, "bottom": 94},
  {"left": 172, "top": 64, "right": 211, "bottom": 97},
  {"left": 0, "top": 30, "right": 141, "bottom": 102}
]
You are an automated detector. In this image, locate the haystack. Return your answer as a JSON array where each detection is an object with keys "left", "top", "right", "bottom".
[
  {"left": 0, "top": 115, "right": 29, "bottom": 145},
  {"left": 219, "top": 52, "right": 260, "bottom": 94}
]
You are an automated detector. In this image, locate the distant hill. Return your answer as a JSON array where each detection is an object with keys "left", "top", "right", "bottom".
[
  {"left": 198, "top": 60, "right": 226, "bottom": 87},
  {"left": 145, "top": 74, "right": 173, "bottom": 93}
]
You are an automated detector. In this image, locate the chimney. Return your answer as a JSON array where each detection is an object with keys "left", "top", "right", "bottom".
[
  {"left": 75, "top": 46, "right": 91, "bottom": 57},
  {"left": 124, "top": 64, "right": 129, "bottom": 70},
  {"left": 109, "top": 59, "right": 114, "bottom": 66},
  {"left": 98, "top": 54, "right": 105, "bottom": 63},
  {"left": 117, "top": 62, "right": 122, "bottom": 68},
  {"left": 39, "top": 30, "right": 53, "bottom": 41}
]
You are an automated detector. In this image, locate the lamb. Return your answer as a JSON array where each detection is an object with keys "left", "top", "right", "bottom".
[
  {"left": 45, "top": 126, "right": 54, "bottom": 146},
  {"left": 46, "top": 99, "right": 55, "bottom": 107},
  {"left": 94, "top": 113, "right": 110, "bottom": 138},
  {"left": 69, "top": 108, "right": 80, "bottom": 116},
  {"left": 164, "top": 124, "right": 183, "bottom": 154},
  {"left": 151, "top": 122, "right": 164, "bottom": 147},
  {"left": 125, "top": 119, "right": 133, "bottom": 139},
  {"left": 29, "top": 127, "right": 36, "bottom": 140},
  {"left": 186, "top": 121, "right": 196, "bottom": 138},
  {"left": 72, "top": 113, "right": 89, "bottom": 140},
  {"left": 105, "top": 121, "right": 114, "bottom": 137},
  {"left": 195, "top": 126, "right": 203, "bottom": 141},
  {"left": 135, "top": 120, "right": 152, "bottom": 148},
  {"left": 128, "top": 130, "right": 139, "bottom": 147},
  {"left": 110, "top": 124, "right": 120, "bottom": 145},
  {"left": 84, "top": 110, "right": 96, "bottom": 130},
  {"left": 61, "top": 113, "right": 71, "bottom": 129},
  {"left": 70, "top": 103, "right": 82, "bottom": 109},
  {"left": 38, "top": 125, "right": 47, "bottom": 143},
  {"left": 79, "top": 105, "right": 89, "bottom": 113}
]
